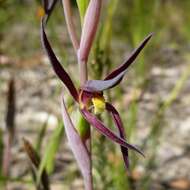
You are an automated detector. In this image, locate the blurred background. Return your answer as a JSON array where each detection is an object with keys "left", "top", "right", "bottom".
[{"left": 0, "top": 0, "right": 190, "bottom": 189}]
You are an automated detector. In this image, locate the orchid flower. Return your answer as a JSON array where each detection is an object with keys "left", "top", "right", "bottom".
[
  {"left": 40, "top": 1, "right": 152, "bottom": 189},
  {"left": 41, "top": 19, "right": 152, "bottom": 169}
]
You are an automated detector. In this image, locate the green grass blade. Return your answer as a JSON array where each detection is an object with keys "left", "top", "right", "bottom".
[
  {"left": 76, "top": 0, "right": 89, "bottom": 24},
  {"left": 37, "top": 121, "right": 64, "bottom": 183},
  {"left": 100, "top": 0, "right": 118, "bottom": 51},
  {"left": 35, "top": 117, "right": 49, "bottom": 153}
]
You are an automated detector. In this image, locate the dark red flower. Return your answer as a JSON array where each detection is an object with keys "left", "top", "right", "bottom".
[{"left": 41, "top": 19, "right": 152, "bottom": 169}]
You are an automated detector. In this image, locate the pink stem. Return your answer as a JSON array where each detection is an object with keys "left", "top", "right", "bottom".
[{"left": 62, "top": 0, "right": 79, "bottom": 52}]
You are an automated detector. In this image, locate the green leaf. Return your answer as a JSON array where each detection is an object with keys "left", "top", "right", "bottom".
[
  {"left": 76, "top": 0, "right": 89, "bottom": 24},
  {"left": 35, "top": 117, "right": 49, "bottom": 153},
  {"left": 37, "top": 121, "right": 64, "bottom": 183}
]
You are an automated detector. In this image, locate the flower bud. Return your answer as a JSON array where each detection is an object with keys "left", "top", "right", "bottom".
[{"left": 78, "top": 0, "right": 102, "bottom": 62}]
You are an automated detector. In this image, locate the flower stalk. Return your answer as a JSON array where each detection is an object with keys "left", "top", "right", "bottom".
[
  {"left": 79, "top": 59, "right": 88, "bottom": 85},
  {"left": 78, "top": 0, "right": 102, "bottom": 63},
  {"left": 62, "top": 0, "right": 79, "bottom": 52}
]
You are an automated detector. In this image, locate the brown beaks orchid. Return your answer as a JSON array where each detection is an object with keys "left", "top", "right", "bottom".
[{"left": 41, "top": 20, "right": 152, "bottom": 169}]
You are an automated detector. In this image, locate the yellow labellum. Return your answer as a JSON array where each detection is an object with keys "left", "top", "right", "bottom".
[
  {"left": 37, "top": 6, "right": 45, "bottom": 19},
  {"left": 92, "top": 96, "right": 105, "bottom": 114}
]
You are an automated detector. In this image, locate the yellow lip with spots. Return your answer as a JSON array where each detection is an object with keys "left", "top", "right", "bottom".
[{"left": 92, "top": 95, "right": 106, "bottom": 114}]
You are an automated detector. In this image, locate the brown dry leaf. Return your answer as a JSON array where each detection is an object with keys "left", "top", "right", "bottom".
[
  {"left": 23, "top": 138, "right": 40, "bottom": 167},
  {"left": 6, "top": 78, "right": 15, "bottom": 139},
  {"left": 23, "top": 138, "right": 50, "bottom": 190},
  {"left": 2, "top": 79, "right": 16, "bottom": 176},
  {"left": 169, "top": 179, "right": 190, "bottom": 190}
]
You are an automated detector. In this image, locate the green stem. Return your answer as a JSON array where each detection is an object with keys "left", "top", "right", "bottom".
[{"left": 78, "top": 58, "right": 93, "bottom": 190}]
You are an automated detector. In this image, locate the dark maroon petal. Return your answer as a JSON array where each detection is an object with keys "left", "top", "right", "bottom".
[
  {"left": 42, "top": 0, "right": 58, "bottom": 22},
  {"left": 80, "top": 108, "right": 144, "bottom": 156},
  {"left": 105, "top": 33, "right": 152, "bottom": 80},
  {"left": 61, "top": 95, "right": 92, "bottom": 189},
  {"left": 106, "top": 103, "right": 130, "bottom": 169},
  {"left": 42, "top": 0, "right": 48, "bottom": 11},
  {"left": 81, "top": 34, "right": 152, "bottom": 93},
  {"left": 81, "top": 71, "right": 125, "bottom": 92},
  {"left": 41, "top": 20, "right": 79, "bottom": 102}
]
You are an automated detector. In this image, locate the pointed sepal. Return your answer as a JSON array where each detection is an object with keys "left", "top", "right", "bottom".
[
  {"left": 78, "top": 0, "right": 102, "bottom": 62},
  {"left": 81, "top": 34, "right": 152, "bottom": 92},
  {"left": 106, "top": 103, "right": 130, "bottom": 169},
  {"left": 41, "top": 20, "right": 79, "bottom": 102},
  {"left": 80, "top": 108, "right": 144, "bottom": 157},
  {"left": 105, "top": 34, "right": 152, "bottom": 80},
  {"left": 61, "top": 94, "right": 92, "bottom": 189}
]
